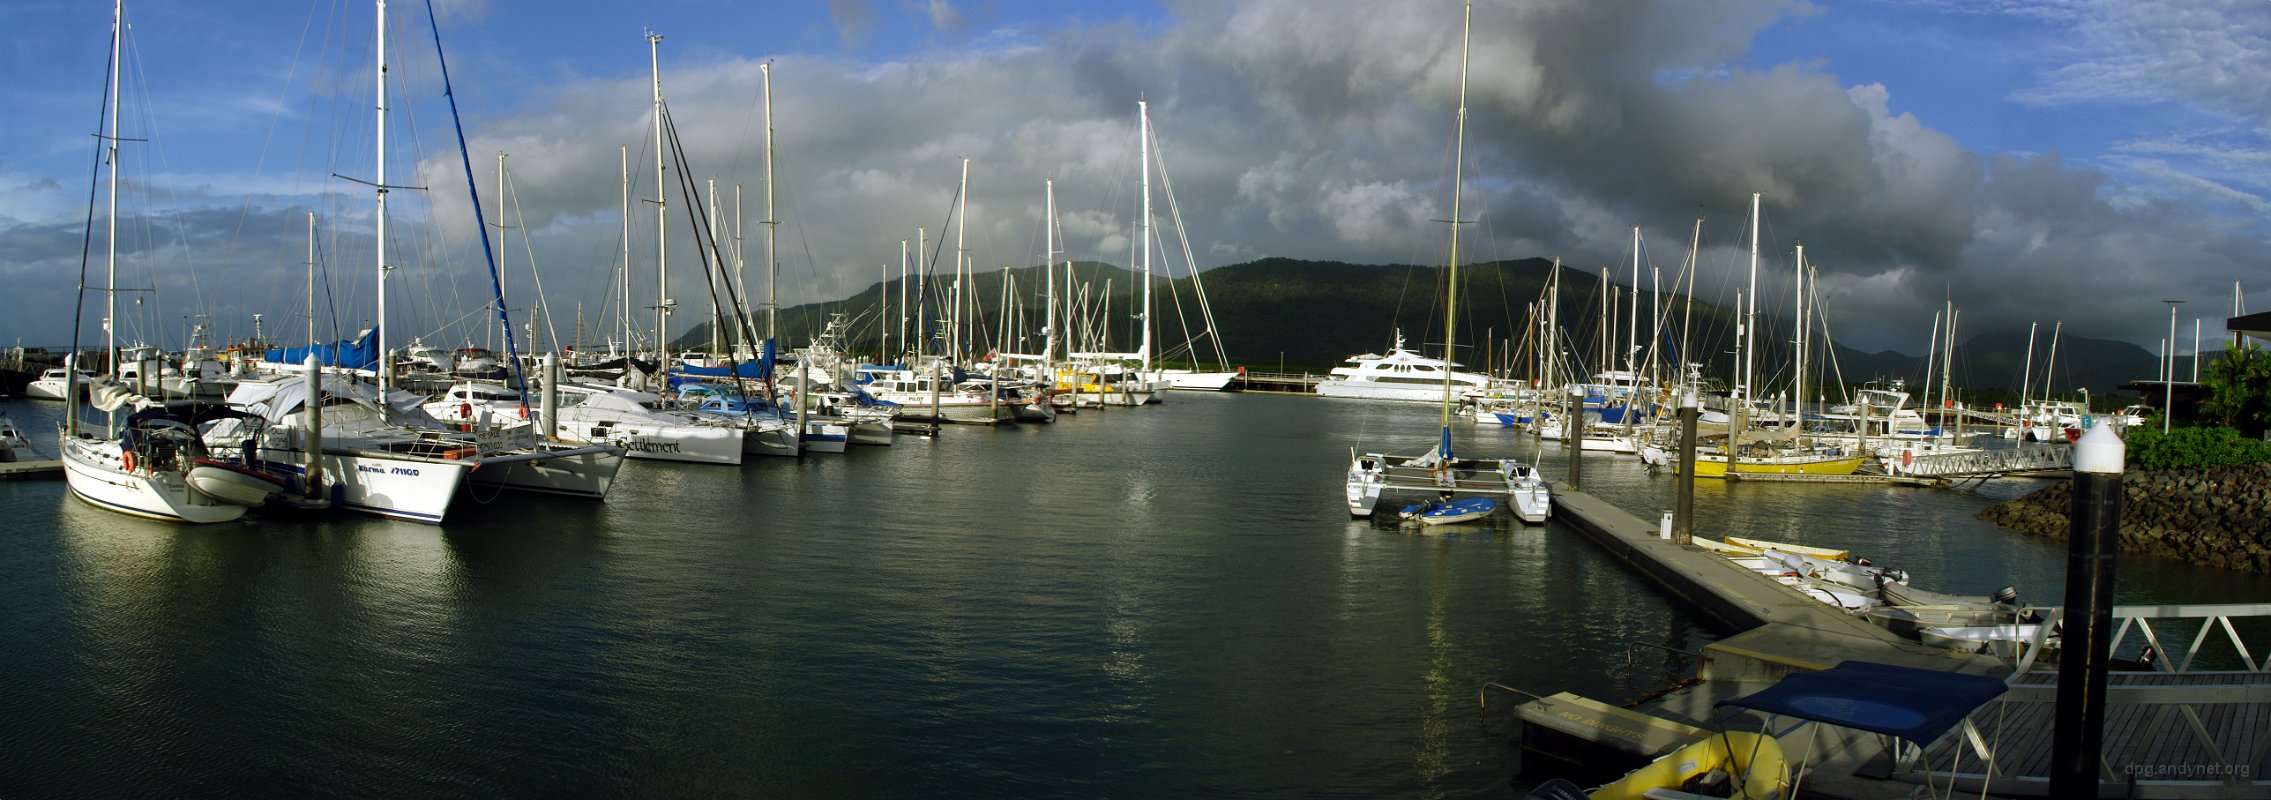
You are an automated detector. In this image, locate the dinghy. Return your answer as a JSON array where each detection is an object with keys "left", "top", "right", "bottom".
[{"left": 1398, "top": 496, "right": 1498, "bottom": 526}]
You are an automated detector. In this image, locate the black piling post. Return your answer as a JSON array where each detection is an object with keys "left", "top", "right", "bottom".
[
  {"left": 1564, "top": 384, "right": 1583, "bottom": 491},
  {"left": 2048, "top": 423, "right": 2125, "bottom": 799},
  {"left": 1674, "top": 391, "right": 1698, "bottom": 544}
]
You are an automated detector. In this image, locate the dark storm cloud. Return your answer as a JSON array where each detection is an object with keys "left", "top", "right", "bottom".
[{"left": 5, "top": 0, "right": 2258, "bottom": 354}]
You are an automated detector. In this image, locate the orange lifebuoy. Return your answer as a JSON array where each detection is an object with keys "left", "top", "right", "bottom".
[
  {"left": 517, "top": 406, "right": 528, "bottom": 420},
  {"left": 1901, "top": 449, "right": 1913, "bottom": 467},
  {"left": 459, "top": 402, "right": 473, "bottom": 419},
  {"left": 122, "top": 451, "right": 137, "bottom": 472}
]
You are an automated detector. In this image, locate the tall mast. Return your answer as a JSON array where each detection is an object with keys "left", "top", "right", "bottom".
[
  {"left": 1682, "top": 216, "right": 1700, "bottom": 391},
  {"left": 1742, "top": 191, "right": 1760, "bottom": 410},
  {"left": 620, "top": 145, "right": 631, "bottom": 360},
  {"left": 954, "top": 158, "right": 970, "bottom": 362},
  {"left": 706, "top": 178, "right": 719, "bottom": 355},
  {"left": 494, "top": 151, "right": 509, "bottom": 350},
  {"left": 1941, "top": 301, "right": 1958, "bottom": 414},
  {"left": 761, "top": 61, "right": 778, "bottom": 345},
  {"left": 1438, "top": 2, "right": 1471, "bottom": 445},
  {"left": 375, "top": 0, "right": 391, "bottom": 396},
  {"left": 1627, "top": 225, "right": 1640, "bottom": 379},
  {"left": 106, "top": 0, "right": 123, "bottom": 397},
  {"left": 648, "top": 31, "right": 668, "bottom": 358},
  {"left": 1138, "top": 100, "right": 1155, "bottom": 373},
  {"left": 898, "top": 238, "right": 909, "bottom": 359},
  {"left": 917, "top": 226, "right": 928, "bottom": 358},
  {"left": 307, "top": 212, "right": 317, "bottom": 351},
  {"left": 1793, "top": 243, "right": 1806, "bottom": 447},
  {"left": 2044, "top": 321, "right": 2062, "bottom": 407},
  {"left": 1045, "top": 178, "right": 1058, "bottom": 365},
  {"left": 2018, "top": 320, "right": 2037, "bottom": 417}
]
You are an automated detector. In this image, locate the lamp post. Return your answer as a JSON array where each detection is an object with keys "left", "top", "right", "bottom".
[{"left": 2163, "top": 300, "right": 2183, "bottom": 434}]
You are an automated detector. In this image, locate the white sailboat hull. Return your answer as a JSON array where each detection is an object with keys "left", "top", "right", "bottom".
[
  {"left": 258, "top": 450, "right": 472, "bottom": 524},
  {"left": 465, "top": 444, "right": 622, "bottom": 498},
  {"left": 565, "top": 418, "right": 744, "bottom": 465},
  {"left": 61, "top": 434, "right": 249, "bottom": 523},
  {"left": 1159, "top": 369, "right": 1240, "bottom": 391}
]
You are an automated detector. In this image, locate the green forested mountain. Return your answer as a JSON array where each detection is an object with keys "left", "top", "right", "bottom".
[{"left": 679, "top": 256, "right": 2162, "bottom": 400}]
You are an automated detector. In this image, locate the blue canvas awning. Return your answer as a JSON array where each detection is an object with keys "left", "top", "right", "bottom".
[{"left": 1718, "top": 661, "right": 2007, "bottom": 744}]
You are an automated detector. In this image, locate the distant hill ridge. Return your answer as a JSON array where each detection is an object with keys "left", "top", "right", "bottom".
[{"left": 681, "top": 256, "right": 2162, "bottom": 399}]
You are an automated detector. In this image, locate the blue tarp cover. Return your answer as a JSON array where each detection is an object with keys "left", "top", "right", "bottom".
[
  {"left": 1718, "top": 661, "right": 2007, "bottom": 744},
  {"left": 673, "top": 340, "right": 777, "bottom": 380},
  {"left": 264, "top": 327, "right": 379, "bottom": 370}
]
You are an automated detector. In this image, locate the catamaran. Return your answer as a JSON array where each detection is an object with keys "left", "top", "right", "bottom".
[{"left": 1343, "top": 3, "right": 1550, "bottom": 526}]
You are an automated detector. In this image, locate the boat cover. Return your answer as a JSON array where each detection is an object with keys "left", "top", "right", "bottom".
[
  {"left": 1717, "top": 660, "right": 2006, "bottom": 744},
  {"left": 674, "top": 340, "right": 776, "bottom": 380},
  {"left": 264, "top": 327, "right": 380, "bottom": 369}
]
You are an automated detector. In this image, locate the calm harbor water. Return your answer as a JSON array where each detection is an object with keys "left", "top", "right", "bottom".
[{"left": 0, "top": 392, "right": 2259, "bottom": 797}]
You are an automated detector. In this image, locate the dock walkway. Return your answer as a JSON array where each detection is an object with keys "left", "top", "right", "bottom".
[
  {"left": 1, "top": 459, "right": 63, "bottom": 480},
  {"left": 1515, "top": 483, "right": 2271, "bottom": 798}
]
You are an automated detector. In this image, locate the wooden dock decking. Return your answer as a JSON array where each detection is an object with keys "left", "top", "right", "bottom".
[
  {"left": 1522, "top": 483, "right": 2271, "bottom": 798},
  {"left": 0, "top": 459, "right": 63, "bottom": 480},
  {"left": 1913, "top": 670, "right": 2271, "bottom": 796}
]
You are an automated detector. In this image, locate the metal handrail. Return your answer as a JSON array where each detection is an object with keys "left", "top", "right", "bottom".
[
  {"left": 1476, "top": 681, "right": 1548, "bottom": 728},
  {"left": 2006, "top": 602, "right": 2271, "bottom": 676},
  {"left": 1911, "top": 603, "right": 2271, "bottom": 797}
]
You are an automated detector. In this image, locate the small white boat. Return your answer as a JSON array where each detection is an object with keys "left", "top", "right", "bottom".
[
  {"left": 1398, "top": 496, "right": 1497, "bottom": 525},
  {"left": 0, "top": 411, "right": 38, "bottom": 462},
  {"left": 186, "top": 458, "right": 288, "bottom": 506},
  {"left": 1919, "top": 624, "right": 2054, "bottom": 651},
  {"left": 1762, "top": 549, "right": 1905, "bottom": 592}
]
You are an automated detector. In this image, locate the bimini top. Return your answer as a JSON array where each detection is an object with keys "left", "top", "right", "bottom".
[{"left": 1718, "top": 660, "right": 2007, "bottom": 744}]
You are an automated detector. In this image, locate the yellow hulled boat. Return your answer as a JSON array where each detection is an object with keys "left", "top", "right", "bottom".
[
  {"left": 1586, "top": 729, "right": 1788, "bottom": 799},
  {"left": 1686, "top": 449, "right": 1866, "bottom": 478}
]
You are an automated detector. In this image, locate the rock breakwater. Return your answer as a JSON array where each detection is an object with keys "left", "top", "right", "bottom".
[{"left": 1977, "top": 465, "right": 2271, "bottom": 573}]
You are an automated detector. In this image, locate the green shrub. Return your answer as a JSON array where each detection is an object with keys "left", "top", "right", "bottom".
[{"left": 2121, "top": 424, "right": 2271, "bottom": 470}]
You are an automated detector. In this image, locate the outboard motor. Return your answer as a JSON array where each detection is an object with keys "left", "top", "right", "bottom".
[{"left": 1990, "top": 586, "right": 2020, "bottom": 606}]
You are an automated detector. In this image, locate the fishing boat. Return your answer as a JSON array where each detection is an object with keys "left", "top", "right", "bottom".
[{"left": 1343, "top": 5, "right": 1551, "bottom": 527}]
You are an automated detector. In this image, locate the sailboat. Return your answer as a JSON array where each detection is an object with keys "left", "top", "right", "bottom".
[
  {"left": 223, "top": 0, "right": 623, "bottom": 523},
  {"left": 1344, "top": 3, "right": 1550, "bottom": 525},
  {"left": 58, "top": 2, "right": 270, "bottom": 523},
  {"left": 1063, "top": 101, "right": 1169, "bottom": 407},
  {"left": 1685, "top": 197, "right": 1862, "bottom": 478}
]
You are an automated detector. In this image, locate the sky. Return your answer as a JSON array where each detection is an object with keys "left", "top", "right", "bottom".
[{"left": 2, "top": 0, "right": 2265, "bottom": 361}]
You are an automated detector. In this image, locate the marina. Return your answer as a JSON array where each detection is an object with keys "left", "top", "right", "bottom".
[
  {"left": 5, "top": 391, "right": 2267, "bottom": 797},
  {"left": 4, "top": 3, "right": 2266, "bottom": 797}
]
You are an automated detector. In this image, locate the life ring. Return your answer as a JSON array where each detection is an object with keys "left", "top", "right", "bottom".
[
  {"left": 122, "top": 450, "right": 137, "bottom": 473},
  {"left": 517, "top": 406, "right": 528, "bottom": 419},
  {"left": 459, "top": 402, "right": 473, "bottom": 419},
  {"left": 1901, "top": 448, "right": 1913, "bottom": 467}
]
